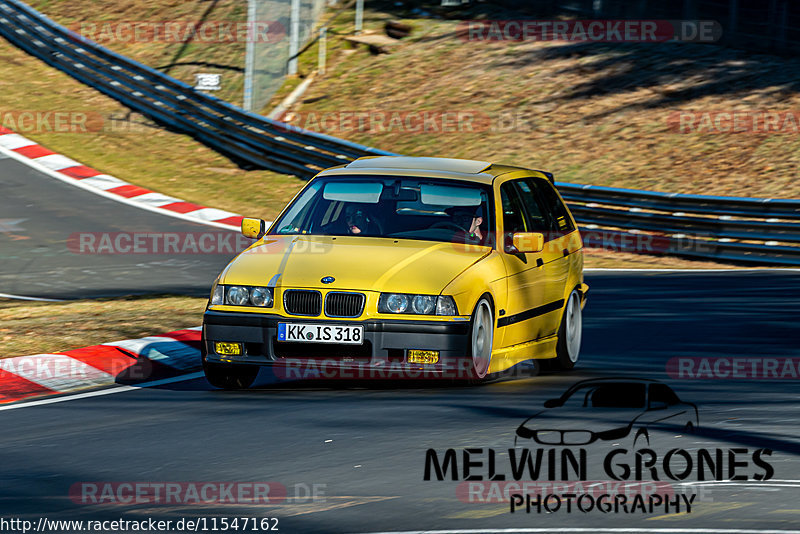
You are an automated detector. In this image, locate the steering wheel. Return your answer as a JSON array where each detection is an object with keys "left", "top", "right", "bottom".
[
  {"left": 430, "top": 221, "right": 469, "bottom": 233},
  {"left": 368, "top": 217, "right": 384, "bottom": 235}
]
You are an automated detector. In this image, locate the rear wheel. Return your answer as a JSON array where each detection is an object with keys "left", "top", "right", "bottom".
[
  {"left": 468, "top": 297, "right": 494, "bottom": 381},
  {"left": 554, "top": 289, "right": 582, "bottom": 370}
]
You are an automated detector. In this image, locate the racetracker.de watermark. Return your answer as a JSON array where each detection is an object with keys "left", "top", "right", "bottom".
[
  {"left": 67, "top": 232, "right": 299, "bottom": 255},
  {"left": 1, "top": 110, "right": 157, "bottom": 134},
  {"left": 667, "top": 357, "right": 800, "bottom": 380},
  {"left": 457, "top": 20, "right": 721, "bottom": 43},
  {"left": 278, "top": 110, "right": 533, "bottom": 135},
  {"left": 668, "top": 111, "right": 800, "bottom": 134},
  {"left": 68, "top": 482, "right": 326, "bottom": 505},
  {"left": 70, "top": 21, "right": 286, "bottom": 43},
  {"left": 458, "top": 480, "right": 688, "bottom": 503},
  {"left": 272, "top": 359, "right": 498, "bottom": 381}
]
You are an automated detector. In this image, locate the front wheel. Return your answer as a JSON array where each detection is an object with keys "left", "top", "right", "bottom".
[
  {"left": 554, "top": 289, "right": 582, "bottom": 370},
  {"left": 467, "top": 297, "right": 494, "bottom": 381},
  {"left": 203, "top": 360, "right": 258, "bottom": 390}
]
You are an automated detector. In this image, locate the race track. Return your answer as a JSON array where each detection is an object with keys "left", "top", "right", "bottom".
[
  {"left": 0, "top": 155, "right": 236, "bottom": 299},
  {"left": 1, "top": 271, "right": 798, "bottom": 533}
]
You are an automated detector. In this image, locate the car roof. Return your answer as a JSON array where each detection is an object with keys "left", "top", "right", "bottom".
[
  {"left": 316, "top": 156, "right": 546, "bottom": 185},
  {"left": 565, "top": 378, "right": 660, "bottom": 389}
]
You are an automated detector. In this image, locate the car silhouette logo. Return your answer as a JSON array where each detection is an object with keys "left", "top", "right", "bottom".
[
  {"left": 515, "top": 378, "right": 699, "bottom": 448},
  {"left": 321, "top": 276, "right": 335, "bottom": 284}
]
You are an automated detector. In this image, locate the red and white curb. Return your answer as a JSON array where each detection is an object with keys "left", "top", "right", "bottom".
[
  {"left": 0, "top": 327, "right": 201, "bottom": 404},
  {"left": 0, "top": 126, "right": 243, "bottom": 230}
]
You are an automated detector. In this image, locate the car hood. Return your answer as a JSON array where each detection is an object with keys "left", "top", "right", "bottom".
[
  {"left": 220, "top": 235, "right": 491, "bottom": 294},
  {"left": 518, "top": 407, "right": 646, "bottom": 434}
]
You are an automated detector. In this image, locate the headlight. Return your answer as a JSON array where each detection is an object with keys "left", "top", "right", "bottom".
[
  {"left": 226, "top": 286, "right": 250, "bottom": 306},
  {"left": 412, "top": 295, "right": 436, "bottom": 314},
  {"left": 435, "top": 296, "right": 457, "bottom": 316},
  {"left": 250, "top": 287, "right": 273, "bottom": 307},
  {"left": 385, "top": 294, "right": 409, "bottom": 313},
  {"left": 379, "top": 293, "right": 459, "bottom": 316},
  {"left": 210, "top": 285, "right": 274, "bottom": 308},
  {"left": 211, "top": 284, "right": 224, "bottom": 305}
]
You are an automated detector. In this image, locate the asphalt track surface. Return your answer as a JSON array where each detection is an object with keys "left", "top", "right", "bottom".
[
  {"left": 0, "top": 155, "right": 236, "bottom": 299},
  {"left": 1, "top": 271, "right": 799, "bottom": 533}
]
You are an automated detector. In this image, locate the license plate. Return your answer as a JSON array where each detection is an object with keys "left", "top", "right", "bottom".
[{"left": 277, "top": 323, "right": 363, "bottom": 345}]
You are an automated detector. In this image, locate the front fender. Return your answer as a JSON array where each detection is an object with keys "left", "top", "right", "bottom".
[{"left": 442, "top": 251, "right": 507, "bottom": 321}]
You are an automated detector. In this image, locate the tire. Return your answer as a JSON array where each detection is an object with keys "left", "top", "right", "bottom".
[
  {"left": 467, "top": 297, "right": 494, "bottom": 381},
  {"left": 203, "top": 360, "right": 258, "bottom": 390},
  {"left": 554, "top": 289, "right": 583, "bottom": 371}
]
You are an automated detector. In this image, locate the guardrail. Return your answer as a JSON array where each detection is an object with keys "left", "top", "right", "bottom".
[{"left": 1, "top": 0, "right": 799, "bottom": 265}]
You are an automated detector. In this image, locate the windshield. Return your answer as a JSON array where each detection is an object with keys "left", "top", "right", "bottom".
[{"left": 269, "top": 176, "right": 494, "bottom": 246}]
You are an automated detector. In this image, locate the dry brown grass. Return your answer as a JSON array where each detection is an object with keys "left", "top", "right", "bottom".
[{"left": 0, "top": 296, "right": 206, "bottom": 358}]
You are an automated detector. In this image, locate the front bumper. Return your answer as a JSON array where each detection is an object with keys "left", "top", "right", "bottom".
[{"left": 202, "top": 310, "right": 473, "bottom": 379}]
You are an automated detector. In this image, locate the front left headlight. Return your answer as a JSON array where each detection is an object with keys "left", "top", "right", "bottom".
[
  {"left": 378, "top": 293, "right": 458, "bottom": 316},
  {"left": 209, "top": 284, "right": 274, "bottom": 308}
]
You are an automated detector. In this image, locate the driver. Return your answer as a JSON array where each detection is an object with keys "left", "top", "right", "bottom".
[
  {"left": 344, "top": 205, "right": 380, "bottom": 235},
  {"left": 444, "top": 206, "right": 484, "bottom": 244}
]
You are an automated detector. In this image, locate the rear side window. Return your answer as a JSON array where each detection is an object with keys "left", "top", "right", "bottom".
[
  {"left": 514, "top": 180, "right": 550, "bottom": 233},
  {"left": 528, "top": 179, "right": 575, "bottom": 235},
  {"left": 649, "top": 384, "right": 681, "bottom": 406}
]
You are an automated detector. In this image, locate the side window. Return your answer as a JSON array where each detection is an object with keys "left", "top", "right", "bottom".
[
  {"left": 515, "top": 180, "right": 550, "bottom": 232},
  {"left": 500, "top": 182, "right": 527, "bottom": 237},
  {"left": 649, "top": 384, "right": 680, "bottom": 406},
  {"left": 529, "top": 179, "right": 575, "bottom": 235}
]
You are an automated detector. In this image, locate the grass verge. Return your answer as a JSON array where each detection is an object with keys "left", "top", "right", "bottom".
[{"left": 0, "top": 296, "right": 206, "bottom": 359}]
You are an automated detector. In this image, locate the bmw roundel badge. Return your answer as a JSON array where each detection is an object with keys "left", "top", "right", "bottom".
[{"left": 321, "top": 276, "right": 335, "bottom": 284}]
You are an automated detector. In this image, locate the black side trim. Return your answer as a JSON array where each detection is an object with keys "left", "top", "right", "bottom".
[{"left": 497, "top": 299, "right": 564, "bottom": 328}]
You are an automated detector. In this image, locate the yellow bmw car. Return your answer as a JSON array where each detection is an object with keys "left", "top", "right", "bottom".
[{"left": 202, "top": 156, "right": 587, "bottom": 388}]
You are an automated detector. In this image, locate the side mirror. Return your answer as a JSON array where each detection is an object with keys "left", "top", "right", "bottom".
[
  {"left": 241, "top": 218, "right": 266, "bottom": 239},
  {"left": 543, "top": 398, "right": 561, "bottom": 408},
  {"left": 649, "top": 401, "right": 668, "bottom": 411},
  {"left": 510, "top": 232, "right": 544, "bottom": 254}
]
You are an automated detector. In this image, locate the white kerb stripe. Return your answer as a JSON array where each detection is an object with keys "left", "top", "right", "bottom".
[
  {"left": 33, "top": 153, "right": 82, "bottom": 170},
  {"left": 0, "top": 355, "right": 115, "bottom": 392},
  {"left": 77, "top": 174, "right": 126, "bottom": 190},
  {"left": 131, "top": 192, "right": 183, "bottom": 208},
  {"left": 184, "top": 207, "right": 240, "bottom": 222},
  {"left": 0, "top": 134, "right": 38, "bottom": 150}
]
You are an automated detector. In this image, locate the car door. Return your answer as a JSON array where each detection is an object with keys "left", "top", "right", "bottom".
[
  {"left": 515, "top": 177, "right": 573, "bottom": 334},
  {"left": 496, "top": 179, "right": 550, "bottom": 348}
]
